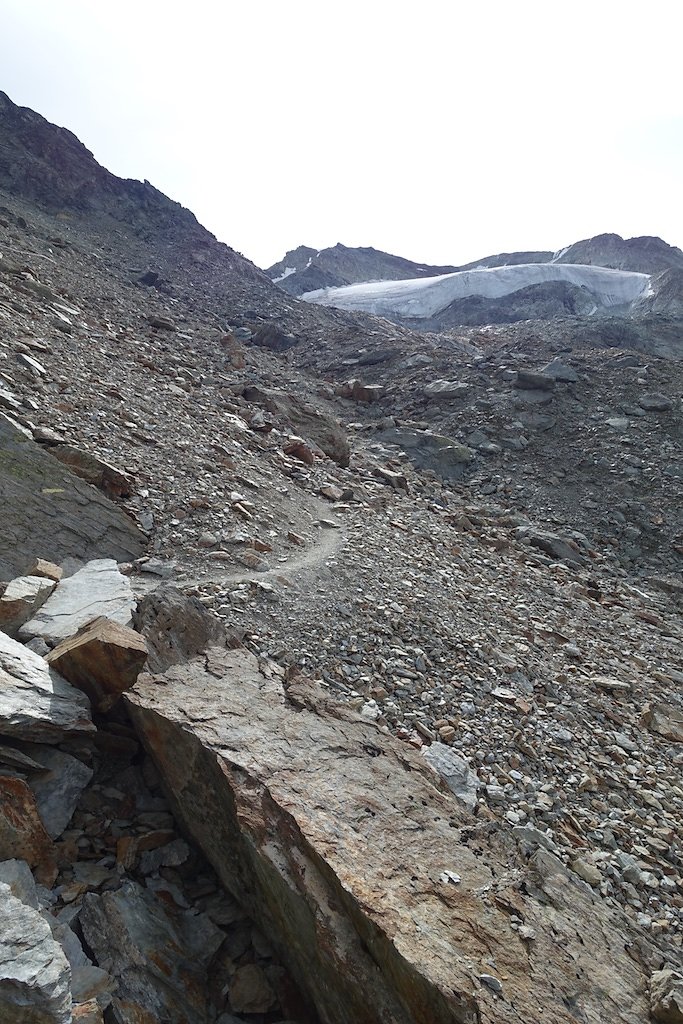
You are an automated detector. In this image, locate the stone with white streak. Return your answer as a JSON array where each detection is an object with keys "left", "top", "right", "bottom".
[{"left": 19, "top": 560, "right": 135, "bottom": 647}]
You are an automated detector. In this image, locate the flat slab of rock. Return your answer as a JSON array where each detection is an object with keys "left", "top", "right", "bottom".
[
  {"left": 128, "top": 649, "right": 656, "bottom": 1024},
  {"left": 49, "top": 444, "right": 133, "bottom": 498},
  {"left": 47, "top": 616, "right": 147, "bottom": 712},
  {"left": 424, "top": 379, "right": 470, "bottom": 400},
  {"left": 0, "top": 413, "right": 145, "bottom": 579},
  {"left": 0, "top": 630, "right": 93, "bottom": 741},
  {"left": 19, "top": 560, "right": 135, "bottom": 647},
  {"left": 0, "top": 880, "right": 72, "bottom": 1024}
]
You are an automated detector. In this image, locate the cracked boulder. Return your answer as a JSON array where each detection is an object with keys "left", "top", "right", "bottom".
[
  {"left": 127, "top": 648, "right": 659, "bottom": 1024},
  {"left": 19, "top": 560, "right": 135, "bottom": 647}
]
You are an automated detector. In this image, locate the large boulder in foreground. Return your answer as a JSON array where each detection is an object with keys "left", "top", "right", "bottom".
[
  {"left": 0, "top": 413, "right": 145, "bottom": 579},
  {"left": 127, "top": 650, "right": 657, "bottom": 1024},
  {"left": 132, "top": 585, "right": 224, "bottom": 674}
]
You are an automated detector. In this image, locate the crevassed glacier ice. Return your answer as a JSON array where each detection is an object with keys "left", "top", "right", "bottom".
[{"left": 301, "top": 263, "right": 650, "bottom": 318}]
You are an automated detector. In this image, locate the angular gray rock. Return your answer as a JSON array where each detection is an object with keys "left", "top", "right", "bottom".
[
  {"left": 0, "top": 880, "right": 72, "bottom": 1024},
  {"left": 26, "top": 746, "right": 93, "bottom": 839},
  {"left": 0, "top": 630, "right": 93, "bottom": 742},
  {"left": 0, "top": 858, "right": 40, "bottom": 908},
  {"left": 132, "top": 585, "right": 224, "bottom": 673},
  {"left": 377, "top": 427, "right": 474, "bottom": 480},
  {"left": 127, "top": 649, "right": 658, "bottom": 1024},
  {"left": 19, "top": 560, "right": 135, "bottom": 647},
  {"left": 540, "top": 357, "right": 579, "bottom": 382},
  {"left": 650, "top": 968, "right": 683, "bottom": 1022},
  {"left": 639, "top": 393, "right": 673, "bottom": 412},
  {"left": 515, "top": 369, "right": 555, "bottom": 391},
  {"left": 514, "top": 525, "right": 585, "bottom": 564},
  {"left": 0, "top": 413, "right": 145, "bottom": 580},
  {"left": 79, "top": 879, "right": 224, "bottom": 1024},
  {"left": 423, "top": 742, "right": 479, "bottom": 810}
]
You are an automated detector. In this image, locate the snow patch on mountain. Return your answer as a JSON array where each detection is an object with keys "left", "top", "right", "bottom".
[
  {"left": 302, "top": 263, "right": 651, "bottom": 318},
  {"left": 272, "top": 266, "right": 297, "bottom": 284}
]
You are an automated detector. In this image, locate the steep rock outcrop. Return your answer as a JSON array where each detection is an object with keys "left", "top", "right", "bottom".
[{"left": 0, "top": 414, "right": 145, "bottom": 579}]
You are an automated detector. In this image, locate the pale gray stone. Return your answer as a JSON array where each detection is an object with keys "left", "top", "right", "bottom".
[
  {"left": 0, "top": 858, "right": 39, "bottom": 908},
  {"left": 19, "top": 559, "right": 135, "bottom": 646},
  {"left": 0, "top": 576, "right": 56, "bottom": 636},
  {"left": 0, "top": 880, "right": 72, "bottom": 1024},
  {"left": 423, "top": 742, "right": 479, "bottom": 810},
  {"left": 0, "top": 630, "right": 93, "bottom": 742}
]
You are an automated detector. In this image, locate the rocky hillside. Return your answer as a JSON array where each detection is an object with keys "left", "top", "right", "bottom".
[{"left": 1, "top": 93, "right": 682, "bottom": 1024}]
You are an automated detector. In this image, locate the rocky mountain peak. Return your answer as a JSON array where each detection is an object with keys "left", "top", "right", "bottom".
[{"left": 558, "top": 232, "right": 683, "bottom": 274}]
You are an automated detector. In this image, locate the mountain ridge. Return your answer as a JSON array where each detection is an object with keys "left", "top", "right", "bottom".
[{"left": 267, "top": 234, "right": 683, "bottom": 325}]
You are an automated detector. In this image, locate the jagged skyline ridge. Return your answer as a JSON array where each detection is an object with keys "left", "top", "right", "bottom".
[{"left": 2, "top": 0, "right": 681, "bottom": 268}]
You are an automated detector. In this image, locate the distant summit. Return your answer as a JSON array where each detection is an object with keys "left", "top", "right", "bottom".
[
  {"left": 554, "top": 233, "right": 683, "bottom": 275},
  {"left": 266, "top": 243, "right": 461, "bottom": 297}
]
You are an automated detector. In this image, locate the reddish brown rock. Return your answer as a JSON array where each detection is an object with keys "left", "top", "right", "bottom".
[
  {"left": 50, "top": 444, "right": 134, "bottom": 498},
  {"left": 30, "top": 559, "right": 63, "bottom": 583},
  {"left": 284, "top": 439, "right": 316, "bottom": 465},
  {"left": 0, "top": 776, "right": 57, "bottom": 884},
  {"left": 47, "top": 616, "right": 147, "bottom": 712}
]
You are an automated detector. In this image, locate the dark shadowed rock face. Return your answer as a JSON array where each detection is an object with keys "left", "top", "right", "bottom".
[
  {"left": 0, "top": 414, "right": 145, "bottom": 578},
  {"left": 127, "top": 649, "right": 659, "bottom": 1024},
  {"left": 0, "top": 89, "right": 204, "bottom": 237},
  {"left": 132, "top": 585, "right": 224, "bottom": 673}
]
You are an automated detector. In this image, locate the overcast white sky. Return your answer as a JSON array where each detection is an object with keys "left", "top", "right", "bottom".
[{"left": 2, "top": 1, "right": 681, "bottom": 270}]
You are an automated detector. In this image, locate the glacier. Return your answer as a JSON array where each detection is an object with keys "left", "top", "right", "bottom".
[{"left": 301, "top": 263, "right": 651, "bottom": 319}]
